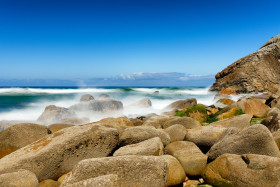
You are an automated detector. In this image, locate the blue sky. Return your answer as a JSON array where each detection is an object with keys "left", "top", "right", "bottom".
[{"left": 0, "top": 0, "right": 279, "bottom": 86}]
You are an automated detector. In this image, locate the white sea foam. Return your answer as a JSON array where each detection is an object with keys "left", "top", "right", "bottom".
[{"left": 0, "top": 87, "right": 219, "bottom": 122}]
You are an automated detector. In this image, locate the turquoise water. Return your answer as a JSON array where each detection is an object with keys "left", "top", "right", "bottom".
[{"left": 0, "top": 87, "right": 217, "bottom": 121}]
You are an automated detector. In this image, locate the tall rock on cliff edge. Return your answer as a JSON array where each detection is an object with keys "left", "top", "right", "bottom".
[{"left": 211, "top": 35, "right": 280, "bottom": 93}]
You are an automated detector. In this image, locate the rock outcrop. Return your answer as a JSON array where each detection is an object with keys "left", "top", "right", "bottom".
[{"left": 211, "top": 35, "right": 280, "bottom": 93}]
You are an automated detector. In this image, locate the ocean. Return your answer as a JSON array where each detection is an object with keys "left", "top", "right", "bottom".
[{"left": 0, "top": 87, "right": 218, "bottom": 122}]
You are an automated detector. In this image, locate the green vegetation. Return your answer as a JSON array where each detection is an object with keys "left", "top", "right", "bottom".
[
  {"left": 184, "top": 104, "right": 207, "bottom": 115},
  {"left": 175, "top": 110, "right": 185, "bottom": 117},
  {"left": 250, "top": 117, "right": 264, "bottom": 125},
  {"left": 206, "top": 110, "right": 220, "bottom": 123},
  {"left": 234, "top": 108, "right": 245, "bottom": 116}
]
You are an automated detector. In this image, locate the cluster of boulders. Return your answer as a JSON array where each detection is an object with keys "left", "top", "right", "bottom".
[{"left": 2, "top": 92, "right": 280, "bottom": 187}]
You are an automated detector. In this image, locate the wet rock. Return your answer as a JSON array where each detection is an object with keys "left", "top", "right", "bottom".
[
  {"left": 37, "top": 105, "right": 76, "bottom": 124},
  {"left": 167, "top": 98, "right": 197, "bottom": 110},
  {"left": 98, "top": 94, "right": 110, "bottom": 99},
  {"left": 57, "top": 117, "right": 89, "bottom": 125},
  {"left": 80, "top": 94, "right": 94, "bottom": 102}
]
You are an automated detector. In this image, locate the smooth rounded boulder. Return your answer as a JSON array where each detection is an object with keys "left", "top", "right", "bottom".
[
  {"left": 120, "top": 126, "right": 171, "bottom": 146},
  {"left": 0, "top": 123, "right": 51, "bottom": 158},
  {"left": 164, "top": 141, "right": 207, "bottom": 176},
  {"left": 167, "top": 98, "right": 197, "bottom": 109},
  {"left": 160, "top": 155, "right": 186, "bottom": 186},
  {"left": 37, "top": 105, "right": 76, "bottom": 124},
  {"left": 202, "top": 154, "right": 280, "bottom": 187},
  {"left": 164, "top": 124, "right": 187, "bottom": 142},
  {"left": 0, "top": 124, "right": 119, "bottom": 181},
  {"left": 208, "top": 124, "right": 280, "bottom": 161},
  {"left": 185, "top": 126, "right": 226, "bottom": 148},
  {"left": 0, "top": 169, "right": 39, "bottom": 187},
  {"left": 163, "top": 117, "right": 201, "bottom": 129},
  {"left": 60, "top": 156, "right": 168, "bottom": 187},
  {"left": 142, "top": 115, "right": 172, "bottom": 129},
  {"left": 113, "top": 137, "right": 164, "bottom": 156},
  {"left": 210, "top": 114, "right": 251, "bottom": 129},
  {"left": 80, "top": 94, "right": 94, "bottom": 102}
]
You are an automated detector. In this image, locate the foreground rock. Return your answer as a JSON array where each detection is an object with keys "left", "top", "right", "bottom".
[
  {"left": 113, "top": 137, "right": 163, "bottom": 156},
  {"left": 261, "top": 114, "right": 280, "bottom": 133},
  {"left": 167, "top": 98, "right": 197, "bottom": 109},
  {"left": 202, "top": 154, "right": 280, "bottom": 187},
  {"left": 0, "top": 124, "right": 119, "bottom": 181},
  {"left": 165, "top": 141, "right": 207, "bottom": 176},
  {"left": 0, "top": 169, "right": 39, "bottom": 187},
  {"left": 0, "top": 123, "right": 51, "bottom": 158},
  {"left": 120, "top": 126, "right": 171, "bottom": 146},
  {"left": 164, "top": 124, "right": 187, "bottom": 142},
  {"left": 208, "top": 124, "right": 280, "bottom": 161},
  {"left": 185, "top": 126, "right": 226, "bottom": 150},
  {"left": 67, "top": 174, "right": 119, "bottom": 187},
  {"left": 211, "top": 35, "right": 280, "bottom": 93},
  {"left": 160, "top": 155, "right": 186, "bottom": 186},
  {"left": 61, "top": 156, "right": 168, "bottom": 187},
  {"left": 37, "top": 105, "right": 76, "bottom": 124},
  {"left": 210, "top": 114, "right": 251, "bottom": 129},
  {"left": 142, "top": 115, "right": 172, "bottom": 129},
  {"left": 39, "top": 179, "right": 60, "bottom": 187}
]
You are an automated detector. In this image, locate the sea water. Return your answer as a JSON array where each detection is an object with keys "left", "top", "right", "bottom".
[{"left": 0, "top": 87, "right": 218, "bottom": 122}]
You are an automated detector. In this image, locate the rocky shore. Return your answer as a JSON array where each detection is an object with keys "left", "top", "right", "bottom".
[
  {"left": 2, "top": 35, "right": 280, "bottom": 187},
  {"left": 1, "top": 89, "right": 280, "bottom": 187}
]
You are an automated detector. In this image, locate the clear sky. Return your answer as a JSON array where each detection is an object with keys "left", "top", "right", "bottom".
[{"left": 0, "top": 0, "right": 280, "bottom": 85}]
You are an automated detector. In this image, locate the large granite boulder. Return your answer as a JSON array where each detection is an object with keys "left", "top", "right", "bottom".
[
  {"left": 210, "top": 114, "right": 251, "bottom": 129},
  {"left": 113, "top": 137, "right": 164, "bottom": 156},
  {"left": 0, "top": 123, "right": 51, "bottom": 158},
  {"left": 208, "top": 124, "right": 280, "bottom": 161},
  {"left": 185, "top": 126, "right": 226, "bottom": 150},
  {"left": 160, "top": 155, "right": 186, "bottom": 186},
  {"left": 0, "top": 169, "right": 39, "bottom": 187},
  {"left": 164, "top": 141, "right": 207, "bottom": 176},
  {"left": 166, "top": 98, "right": 197, "bottom": 109},
  {"left": 211, "top": 35, "right": 280, "bottom": 93},
  {"left": 164, "top": 124, "right": 187, "bottom": 142},
  {"left": 142, "top": 115, "right": 172, "bottom": 129},
  {"left": 0, "top": 124, "right": 119, "bottom": 181},
  {"left": 60, "top": 156, "right": 168, "bottom": 187},
  {"left": 202, "top": 154, "right": 280, "bottom": 187},
  {"left": 120, "top": 126, "right": 171, "bottom": 146},
  {"left": 39, "top": 179, "right": 60, "bottom": 187},
  {"left": 37, "top": 105, "right": 76, "bottom": 124}
]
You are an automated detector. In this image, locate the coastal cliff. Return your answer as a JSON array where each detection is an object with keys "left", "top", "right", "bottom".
[{"left": 211, "top": 35, "right": 280, "bottom": 93}]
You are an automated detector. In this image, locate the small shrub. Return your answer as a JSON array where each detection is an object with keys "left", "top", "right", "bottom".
[{"left": 234, "top": 108, "right": 245, "bottom": 116}]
